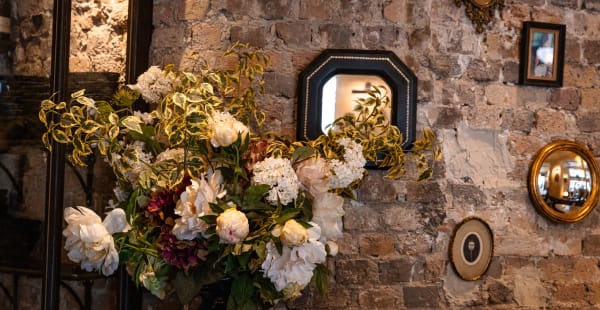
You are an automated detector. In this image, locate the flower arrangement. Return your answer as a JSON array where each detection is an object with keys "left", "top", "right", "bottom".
[{"left": 40, "top": 43, "right": 441, "bottom": 308}]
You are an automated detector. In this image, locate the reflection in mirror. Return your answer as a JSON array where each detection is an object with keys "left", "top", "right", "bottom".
[
  {"left": 537, "top": 150, "right": 591, "bottom": 214},
  {"left": 321, "top": 74, "right": 391, "bottom": 133},
  {"left": 528, "top": 140, "right": 600, "bottom": 223}
]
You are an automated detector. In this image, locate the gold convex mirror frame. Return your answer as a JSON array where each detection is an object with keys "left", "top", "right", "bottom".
[
  {"left": 528, "top": 140, "right": 600, "bottom": 223},
  {"left": 455, "top": 0, "right": 505, "bottom": 33}
]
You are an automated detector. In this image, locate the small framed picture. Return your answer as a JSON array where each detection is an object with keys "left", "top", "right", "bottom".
[
  {"left": 449, "top": 217, "right": 494, "bottom": 281},
  {"left": 519, "top": 21, "right": 566, "bottom": 87}
]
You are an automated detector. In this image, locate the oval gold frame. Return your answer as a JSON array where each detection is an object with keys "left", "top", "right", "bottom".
[
  {"left": 528, "top": 140, "right": 600, "bottom": 223},
  {"left": 448, "top": 217, "right": 494, "bottom": 281}
]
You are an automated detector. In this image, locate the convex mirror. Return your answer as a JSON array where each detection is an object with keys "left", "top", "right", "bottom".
[{"left": 528, "top": 140, "right": 600, "bottom": 223}]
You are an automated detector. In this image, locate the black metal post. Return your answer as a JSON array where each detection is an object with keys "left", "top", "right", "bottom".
[
  {"left": 119, "top": 1, "right": 152, "bottom": 309},
  {"left": 42, "top": 0, "right": 71, "bottom": 309}
]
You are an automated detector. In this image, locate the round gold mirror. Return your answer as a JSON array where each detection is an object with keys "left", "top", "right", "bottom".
[{"left": 528, "top": 140, "right": 600, "bottom": 223}]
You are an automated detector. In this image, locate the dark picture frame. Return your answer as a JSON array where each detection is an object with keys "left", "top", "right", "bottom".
[
  {"left": 449, "top": 217, "right": 494, "bottom": 281},
  {"left": 297, "top": 49, "right": 417, "bottom": 150},
  {"left": 519, "top": 21, "right": 566, "bottom": 87}
]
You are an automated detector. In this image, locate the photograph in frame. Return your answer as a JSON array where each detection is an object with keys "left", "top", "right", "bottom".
[
  {"left": 519, "top": 21, "right": 566, "bottom": 87},
  {"left": 449, "top": 217, "right": 494, "bottom": 281}
]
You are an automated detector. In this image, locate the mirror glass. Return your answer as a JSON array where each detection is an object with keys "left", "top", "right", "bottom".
[
  {"left": 528, "top": 140, "right": 600, "bottom": 223},
  {"left": 537, "top": 150, "right": 591, "bottom": 214},
  {"left": 321, "top": 74, "right": 391, "bottom": 133}
]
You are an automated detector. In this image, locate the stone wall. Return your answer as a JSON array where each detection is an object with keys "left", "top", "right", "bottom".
[{"left": 148, "top": 0, "right": 600, "bottom": 309}]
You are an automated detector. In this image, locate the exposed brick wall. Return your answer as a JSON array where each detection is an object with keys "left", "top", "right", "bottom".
[{"left": 147, "top": 0, "right": 600, "bottom": 308}]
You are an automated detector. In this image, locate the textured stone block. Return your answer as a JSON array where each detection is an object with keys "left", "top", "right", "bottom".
[
  {"left": 583, "top": 40, "right": 600, "bottom": 64},
  {"left": 379, "top": 258, "right": 415, "bottom": 283},
  {"left": 358, "top": 287, "right": 402, "bottom": 308},
  {"left": 403, "top": 286, "right": 443, "bottom": 308},
  {"left": 548, "top": 88, "right": 580, "bottom": 111},
  {"left": 549, "top": 0, "right": 580, "bottom": 9},
  {"left": 230, "top": 25, "right": 269, "bottom": 48},
  {"left": 335, "top": 259, "right": 378, "bottom": 285},
  {"left": 359, "top": 233, "right": 396, "bottom": 257},
  {"left": 275, "top": 23, "right": 311, "bottom": 47},
  {"left": 487, "top": 281, "right": 513, "bottom": 304},
  {"left": 583, "top": 235, "right": 600, "bottom": 256}
]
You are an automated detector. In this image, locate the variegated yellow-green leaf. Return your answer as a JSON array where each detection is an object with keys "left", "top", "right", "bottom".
[
  {"left": 51, "top": 129, "right": 70, "bottom": 144},
  {"left": 81, "top": 120, "right": 101, "bottom": 134},
  {"left": 121, "top": 115, "right": 143, "bottom": 133},
  {"left": 70, "top": 89, "right": 86, "bottom": 99},
  {"left": 75, "top": 95, "right": 95, "bottom": 108},
  {"left": 41, "top": 99, "right": 56, "bottom": 110},
  {"left": 108, "top": 125, "right": 120, "bottom": 140},
  {"left": 108, "top": 112, "right": 119, "bottom": 125},
  {"left": 59, "top": 112, "right": 79, "bottom": 128},
  {"left": 55, "top": 102, "right": 67, "bottom": 110},
  {"left": 38, "top": 110, "right": 48, "bottom": 126},
  {"left": 42, "top": 133, "right": 51, "bottom": 150},
  {"left": 172, "top": 92, "right": 187, "bottom": 108}
]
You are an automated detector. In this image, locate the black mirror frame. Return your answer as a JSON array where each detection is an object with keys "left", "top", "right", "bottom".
[{"left": 297, "top": 49, "right": 417, "bottom": 150}]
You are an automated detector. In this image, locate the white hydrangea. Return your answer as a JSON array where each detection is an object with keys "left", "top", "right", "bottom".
[
  {"left": 133, "top": 110, "right": 155, "bottom": 125},
  {"left": 261, "top": 223, "right": 327, "bottom": 293},
  {"left": 128, "top": 66, "right": 178, "bottom": 104},
  {"left": 172, "top": 170, "right": 227, "bottom": 240},
  {"left": 252, "top": 157, "right": 300, "bottom": 206},
  {"left": 327, "top": 138, "right": 366, "bottom": 189},
  {"left": 122, "top": 141, "right": 154, "bottom": 187}
]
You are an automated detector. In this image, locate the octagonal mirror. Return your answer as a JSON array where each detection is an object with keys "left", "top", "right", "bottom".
[
  {"left": 297, "top": 49, "right": 417, "bottom": 150},
  {"left": 528, "top": 140, "right": 600, "bottom": 223}
]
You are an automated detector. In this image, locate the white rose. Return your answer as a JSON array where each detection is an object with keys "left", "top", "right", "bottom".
[
  {"left": 216, "top": 208, "right": 250, "bottom": 244},
  {"left": 210, "top": 111, "right": 249, "bottom": 148},
  {"left": 294, "top": 157, "right": 329, "bottom": 197},
  {"left": 312, "top": 192, "right": 345, "bottom": 242},
  {"left": 63, "top": 206, "right": 130, "bottom": 276},
  {"left": 280, "top": 219, "right": 308, "bottom": 247}
]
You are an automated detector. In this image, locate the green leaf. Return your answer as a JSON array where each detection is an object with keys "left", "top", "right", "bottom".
[
  {"left": 243, "top": 184, "right": 269, "bottom": 204},
  {"left": 227, "top": 273, "right": 257, "bottom": 310},
  {"left": 174, "top": 271, "right": 202, "bottom": 305},
  {"left": 292, "top": 146, "right": 314, "bottom": 162},
  {"left": 276, "top": 208, "right": 302, "bottom": 224},
  {"left": 312, "top": 263, "right": 330, "bottom": 295}
]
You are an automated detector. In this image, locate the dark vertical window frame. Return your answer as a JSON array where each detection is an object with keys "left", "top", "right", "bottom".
[
  {"left": 42, "top": 1, "right": 153, "bottom": 309},
  {"left": 119, "top": 1, "right": 153, "bottom": 309},
  {"left": 42, "top": 0, "right": 71, "bottom": 309}
]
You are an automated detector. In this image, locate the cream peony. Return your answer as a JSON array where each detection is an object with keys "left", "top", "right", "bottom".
[
  {"left": 279, "top": 219, "right": 308, "bottom": 247},
  {"left": 172, "top": 170, "right": 226, "bottom": 240},
  {"left": 63, "top": 206, "right": 130, "bottom": 276},
  {"left": 216, "top": 207, "right": 250, "bottom": 244},
  {"left": 311, "top": 192, "right": 345, "bottom": 242},
  {"left": 294, "top": 157, "right": 329, "bottom": 197},
  {"left": 261, "top": 223, "right": 327, "bottom": 293},
  {"left": 210, "top": 111, "right": 249, "bottom": 148}
]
